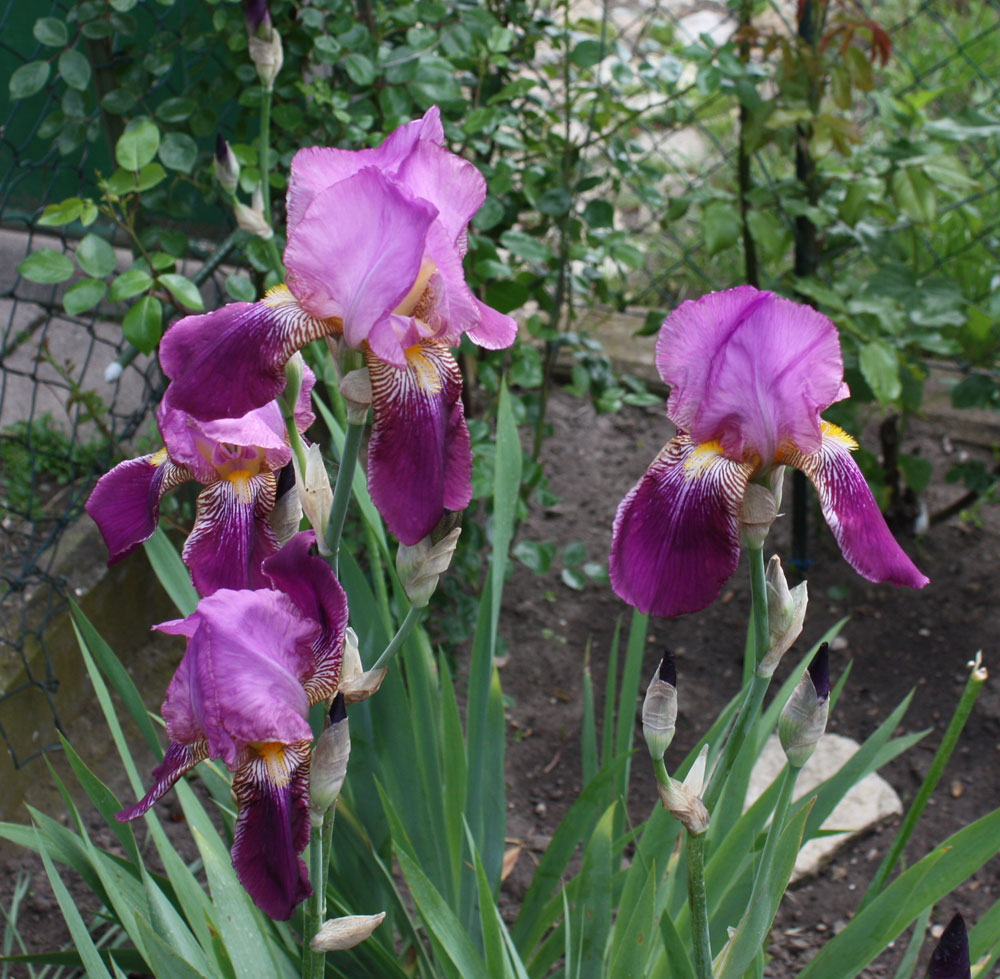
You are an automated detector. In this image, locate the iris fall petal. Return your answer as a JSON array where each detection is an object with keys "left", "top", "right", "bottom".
[
  {"left": 366, "top": 340, "right": 472, "bottom": 545},
  {"left": 115, "top": 740, "right": 208, "bottom": 821},
  {"left": 783, "top": 424, "right": 930, "bottom": 589},
  {"left": 610, "top": 435, "right": 754, "bottom": 617}
]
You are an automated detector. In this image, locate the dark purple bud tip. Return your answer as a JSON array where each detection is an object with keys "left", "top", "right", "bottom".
[
  {"left": 275, "top": 460, "right": 296, "bottom": 498},
  {"left": 929, "top": 913, "right": 971, "bottom": 979},
  {"left": 658, "top": 650, "right": 676, "bottom": 688},
  {"left": 329, "top": 692, "right": 347, "bottom": 725},
  {"left": 244, "top": 0, "right": 270, "bottom": 35},
  {"left": 215, "top": 133, "right": 227, "bottom": 163},
  {"left": 808, "top": 643, "right": 830, "bottom": 702}
]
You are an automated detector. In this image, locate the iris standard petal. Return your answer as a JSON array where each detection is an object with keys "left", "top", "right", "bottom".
[
  {"left": 115, "top": 740, "right": 208, "bottom": 821},
  {"left": 160, "top": 287, "right": 334, "bottom": 422},
  {"left": 366, "top": 340, "right": 473, "bottom": 546},
  {"left": 782, "top": 423, "right": 929, "bottom": 588},
  {"left": 285, "top": 106, "right": 444, "bottom": 237},
  {"left": 156, "top": 589, "right": 318, "bottom": 767},
  {"left": 261, "top": 530, "right": 349, "bottom": 703},
  {"left": 657, "top": 287, "right": 846, "bottom": 463},
  {"left": 610, "top": 435, "right": 754, "bottom": 617},
  {"left": 284, "top": 167, "right": 438, "bottom": 353},
  {"left": 182, "top": 472, "right": 280, "bottom": 595},
  {"left": 231, "top": 740, "right": 313, "bottom": 921},
  {"left": 85, "top": 450, "right": 192, "bottom": 564}
]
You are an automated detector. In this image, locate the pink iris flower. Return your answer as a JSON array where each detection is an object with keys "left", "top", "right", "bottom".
[
  {"left": 610, "top": 286, "right": 929, "bottom": 618},
  {"left": 117, "top": 531, "right": 347, "bottom": 921},
  {"left": 159, "top": 106, "right": 517, "bottom": 545},
  {"left": 85, "top": 368, "right": 315, "bottom": 596}
]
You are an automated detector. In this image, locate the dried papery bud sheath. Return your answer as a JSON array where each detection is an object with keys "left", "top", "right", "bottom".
[
  {"left": 309, "top": 694, "right": 350, "bottom": 825},
  {"left": 336, "top": 627, "right": 387, "bottom": 704},
  {"left": 340, "top": 368, "right": 372, "bottom": 425},
  {"left": 268, "top": 463, "right": 302, "bottom": 546},
  {"left": 758, "top": 554, "right": 808, "bottom": 677},
  {"left": 293, "top": 443, "right": 333, "bottom": 542},
  {"left": 928, "top": 913, "right": 971, "bottom": 979},
  {"left": 311, "top": 912, "right": 386, "bottom": 952},
  {"left": 642, "top": 652, "right": 678, "bottom": 761},
  {"left": 739, "top": 482, "right": 779, "bottom": 550},
  {"left": 233, "top": 184, "right": 273, "bottom": 239},
  {"left": 779, "top": 643, "right": 830, "bottom": 768},
  {"left": 396, "top": 523, "right": 461, "bottom": 609},
  {"left": 657, "top": 744, "right": 710, "bottom": 835},
  {"left": 214, "top": 135, "right": 240, "bottom": 195}
]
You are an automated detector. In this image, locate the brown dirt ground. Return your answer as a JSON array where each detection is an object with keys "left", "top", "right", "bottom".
[{"left": 3, "top": 389, "right": 999, "bottom": 977}]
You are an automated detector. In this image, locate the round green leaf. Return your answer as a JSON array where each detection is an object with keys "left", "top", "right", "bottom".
[
  {"left": 537, "top": 188, "right": 572, "bottom": 217},
  {"left": 37, "top": 198, "right": 85, "bottom": 226},
  {"left": 155, "top": 96, "right": 197, "bottom": 123},
  {"left": 703, "top": 201, "right": 740, "bottom": 256},
  {"left": 157, "top": 273, "right": 204, "bottom": 311},
  {"left": 225, "top": 273, "right": 257, "bottom": 302},
  {"left": 9, "top": 61, "right": 50, "bottom": 100},
  {"left": 858, "top": 340, "right": 901, "bottom": 404},
  {"left": 115, "top": 119, "right": 160, "bottom": 170},
  {"left": 33, "top": 17, "right": 68, "bottom": 47},
  {"left": 123, "top": 296, "right": 163, "bottom": 353},
  {"left": 109, "top": 267, "right": 153, "bottom": 302},
  {"left": 76, "top": 234, "right": 116, "bottom": 278},
  {"left": 583, "top": 199, "right": 614, "bottom": 228},
  {"left": 158, "top": 131, "right": 197, "bottom": 174},
  {"left": 58, "top": 49, "right": 92, "bottom": 90},
  {"left": 17, "top": 249, "right": 74, "bottom": 284},
  {"left": 101, "top": 87, "right": 137, "bottom": 115},
  {"left": 63, "top": 278, "right": 107, "bottom": 315},
  {"left": 500, "top": 230, "right": 553, "bottom": 265},
  {"left": 472, "top": 196, "right": 504, "bottom": 231},
  {"left": 570, "top": 39, "right": 605, "bottom": 68},
  {"left": 343, "top": 53, "right": 376, "bottom": 86}
]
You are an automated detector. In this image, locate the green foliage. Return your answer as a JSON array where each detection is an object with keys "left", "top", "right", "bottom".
[{"left": 0, "top": 415, "right": 107, "bottom": 519}]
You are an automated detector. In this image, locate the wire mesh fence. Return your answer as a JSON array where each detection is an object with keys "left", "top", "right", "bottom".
[{"left": 1, "top": 0, "right": 998, "bottom": 769}]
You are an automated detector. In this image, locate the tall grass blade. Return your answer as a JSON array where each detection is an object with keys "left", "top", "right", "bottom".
[{"left": 143, "top": 526, "right": 198, "bottom": 616}]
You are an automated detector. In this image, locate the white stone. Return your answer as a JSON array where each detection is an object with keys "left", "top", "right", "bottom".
[{"left": 746, "top": 733, "right": 903, "bottom": 880}]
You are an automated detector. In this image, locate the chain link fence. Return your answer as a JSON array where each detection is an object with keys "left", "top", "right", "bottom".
[{"left": 2, "top": 0, "right": 999, "bottom": 768}]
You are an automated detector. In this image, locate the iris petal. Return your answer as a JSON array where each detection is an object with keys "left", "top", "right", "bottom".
[
  {"left": 182, "top": 472, "right": 280, "bottom": 596},
  {"left": 782, "top": 423, "right": 929, "bottom": 588},
  {"left": 115, "top": 740, "right": 208, "bottom": 821},
  {"left": 366, "top": 340, "right": 472, "bottom": 546},
  {"left": 85, "top": 451, "right": 192, "bottom": 564},
  {"left": 262, "top": 530, "right": 349, "bottom": 704},
  {"left": 658, "top": 287, "right": 846, "bottom": 463},
  {"left": 610, "top": 435, "right": 754, "bottom": 617},
  {"left": 160, "top": 287, "right": 334, "bottom": 422},
  {"left": 284, "top": 167, "right": 438, "bottom": 356},
  {"left": 231, "top": 740, "right": 312, "bottom": 921}
]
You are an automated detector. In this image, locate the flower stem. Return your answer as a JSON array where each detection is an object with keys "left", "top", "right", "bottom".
[
  {"left": 372, "top": 605, "right": 423, "bottom": 672},
  {"left": 324, "top": 421, "right": 364, "bottom": 573},
  {"left": 302, "top": 823, "right": 325, "bottom": 979},
  {"left": 257, "top": 87, "right": 285, "bottom": 280},
  {"left": 860, "top": 655, "right": 988, "bottom": 909},
  {"left": 686, "top": 830, "right": 712, "bottom": 979},
  {"left": 703, "top": 546, "right": 771, "bottom": 812}
]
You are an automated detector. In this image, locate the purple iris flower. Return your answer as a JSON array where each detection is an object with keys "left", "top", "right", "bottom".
[
  {"left": 158, "top": 107, "right": 517, "bottom": 545},
  {"left": 929, "top": 914, "right": 971, "bottom": 979},
  {"left": 610, "top": 286, "right": 929, "bottom": 617},
  {"left": 117, "top": 531, "right": 347, "bottom": 921},
  {"left": 85, "top": 367, "right": 315, "bottom": 596}
]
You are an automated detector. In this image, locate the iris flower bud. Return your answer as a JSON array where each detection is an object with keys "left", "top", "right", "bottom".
[
  {"left": 657, "top": 743, "right": 710, "bottom": 835},
  {"left": 311, "top": 911, "right": 387, "bottom": 952},
  {"left": 641, "top": 653, "right": 678, "bottom": 761},
  {"left": 309, "top": 694, "right": 350, "bottom": 825},
  {"left": 293, "top": 443, "right": 333, "bottom": 542},
  {"left": 214, "top": 135, "right": 240, "bottom": 195},
  {"left": 245, "top": 0, "right": 283, "bottom": 90},
  {"left": 757, "top": 555, "right": 808, "bottom": 677},
  {"left": 396, "top": 523, "right": 461, "bottom": 608},
  {"left": 779, "top": 643, "right": 830, "bottom": 768},
  {"left": 928, "top": 913, "right": 971, "bottom": 979}
]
